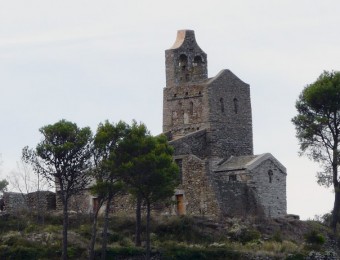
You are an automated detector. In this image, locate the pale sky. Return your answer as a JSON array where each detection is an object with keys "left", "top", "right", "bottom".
[{"left": 1, "top": 0, "right": 340, "bottom": 219}]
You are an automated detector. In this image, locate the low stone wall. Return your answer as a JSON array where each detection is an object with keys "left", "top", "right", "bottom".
[
  {"left": 3, "top": 191, "right": 56, "bottom": 213},
  {"left": 26, "top": 191, "right": 56, "bottom": 211},
  {"left": 3, "top": 192, "right": 26, "bottom": 212}
]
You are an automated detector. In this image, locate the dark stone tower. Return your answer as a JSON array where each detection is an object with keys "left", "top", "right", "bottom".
[{"left": 163, "top": 30, "right": 253, "bottom": 159}]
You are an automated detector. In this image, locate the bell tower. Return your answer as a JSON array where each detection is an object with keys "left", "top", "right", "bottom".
[
  {"left": 165, "top": 30, "right": 208, "bottom": 87},
  {"left": 163, "top": 30, "right": 210, "bottom": 138}
]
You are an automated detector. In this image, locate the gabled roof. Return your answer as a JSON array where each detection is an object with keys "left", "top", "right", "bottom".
[
  {"left": 215, "top": 153, "right": 286, "bottom": 173},
  {"left": 215, "top": 155, "right": 258, "bottom": 172},
  {"left": 206, "top": 69, "right": 249, "bottom": 86}
]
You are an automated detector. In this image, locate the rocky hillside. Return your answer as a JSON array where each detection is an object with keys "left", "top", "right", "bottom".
[{"left": 0, "top": 211, "right": 339, "bottom": 259}]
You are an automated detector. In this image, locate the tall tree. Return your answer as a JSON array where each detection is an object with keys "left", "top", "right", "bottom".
[
  {"left": 292, "top": 71, "right": 340, "bottom": 232},
  {"left": 89, "top": 120, "right": 127, "bottom": 260},
  {"left": 23, "top": 119, "right": 93, "bottom": 260},
  {"left": 118, "top": 123, "right": 179, "bottom": 258}
]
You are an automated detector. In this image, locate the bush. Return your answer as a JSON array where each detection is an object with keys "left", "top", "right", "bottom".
[
  {"left": 229, "top": 225, "right": 261, "bottom": 244},
  {"left": 161, "top": 243, "right": 241, "bottom": 260},
  {"left": 155, "top": 216, "right": 211, "bottom": 243},
  {"left": 304, "top": 230, "right": 325, "bottom": 245}
]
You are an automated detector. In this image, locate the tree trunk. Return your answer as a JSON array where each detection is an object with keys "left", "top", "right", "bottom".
[
  {"left": 135, "top": 194, "right": 142, "bottom": 247},
  {"left": 62, "top": 199, "right": 69, "bottom": 260},
  {"left": 331, "top": 145, "right": 339, "bottom": 233},
  {"left": 332, "top": 185, "right": 340, "bottom": 233},
  {"left": 89, "top": 209, "right": 100, "bottom": 260},
  {"left": 146, "top": 200, "right": 151, "bottom": 260},
  {"left": 101, "top": 196, "right": 112, "bottom": 260}
]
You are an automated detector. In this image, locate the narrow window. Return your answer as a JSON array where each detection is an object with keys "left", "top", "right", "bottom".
[
  {"left": 190, "top": 101, "right": 194, "bottom": 115},
  {"left": 233, "top": 98, "right": 238, "bottom": 114},
  {"left": 268, "top": 170, "right": 273, "bottom": 183},
  {"left": 175, "top": 159, "right": 183, "bottom": 184},
  {"left": 229, "top": 175, "right": 237, "bottom": 181},
  {"left": 179, "top": 54, "right": 188, "bottom": 67},
  {"left": 193, "top": 55, "right": 203, "bottom": 66},
  {"left": 220, "top": 98, "right": 224, "bottom": 113}
]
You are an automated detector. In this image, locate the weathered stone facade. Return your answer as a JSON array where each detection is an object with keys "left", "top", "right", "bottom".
[
  {"left": 3, "top": 191, "right": 56, "bottom": 213},
  {"left": 64, "top": 30, "right": 287, "bottom": 220},
  {"left": 164, "top": 30, "right": 287, "bottom": 219}
]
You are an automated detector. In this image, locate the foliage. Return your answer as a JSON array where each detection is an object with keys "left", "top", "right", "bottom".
[
  {"left": 117, "top": 121, "right": 179, "bottom": 258},
  {"left": 155, "top": 216, "right": 212, "bottom": 243},
  {"left": 22, "top": 119, "right": 93, "bottom": 198},
  {"left": 0, "top": 179, "right": 9, "bottom": 193},
  {"left": 89, "top": 120, "right": 128, "bottom": 260},
  {"left": 0, "top": 212, "right": 337, "bottom": 259},
  {"left": 228, "top": 223, "right": 261, "bottom": 244},
  {"left": 22, "top": 119, "right": 93, "bottom": 260},
  {"left": 304, "top": 230, "right": 325, "bottom": 245},
  {"left": 292, "top": 71, "right": 340, "bottom": 231},
  {"left": 292, "top": 70, "right": 340, "bottom": 186}
]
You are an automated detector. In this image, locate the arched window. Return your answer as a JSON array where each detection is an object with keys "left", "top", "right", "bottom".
[
  {"left": 268, "top": 170, "right": 273, "bottom": 183},
  {"left": 179, "top": 54, "right": 188, "bottom": 70},
  {"left": 220, "top": 98, "right": 224, "bottom": 113},
  {"left": 233, "top": 98, "right": 238, "bottom": 114},
  {"left": 193, "top": 55, "right": 203, "bottom": 66},
  {"left": 190, "top": 101, "right": 194, "bottom": 115}
]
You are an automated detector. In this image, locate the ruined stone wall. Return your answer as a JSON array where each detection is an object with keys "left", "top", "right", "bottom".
[
  {"left": 175, "top": 155, "right": 220, "bottom": 218},
  {"left": 26, "top": 191, "right": 56, "bottom": 211},
  {"left": 207, "top": 70, "right": 253, "bottom": 159},
  {"left": 3, "top": 192, "right": 26, "bottom": 212},
  {"left": 250, "top": 160, "right": 287, "bottom": 218},
  {"left": 2, "top": 191, "right": 56, "bottom": 213},
  {"left": 57, "top": 190, "right": 92, "bottom": 213}
]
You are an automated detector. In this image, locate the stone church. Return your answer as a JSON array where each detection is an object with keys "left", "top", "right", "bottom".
[
  {"left": 163, "top": 30, "right": 287, "bottom": 218},
  {"left": 60, "top": 30, "right": 287, "bottom": 219}
]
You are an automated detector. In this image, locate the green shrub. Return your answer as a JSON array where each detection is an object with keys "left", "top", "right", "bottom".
[
  {"left": 286, "top": 253, "right": 305, "bottom": 260},
  {"left": 304, "top": 230, "right": 325, "bottom": 245},
  {"left": 155, "top": 216, "right": 211, "bottom": 243},
  {"left": 272, "top": 230, "right": 283, "bottom": 242},
  {"left": 161, "top": 244, "right": 242, "bottom": 260},
  {"left": 107, "top": 231, "right": 124, "bottom": 243},
  {"left": 98, "top": 246, "right": 145, "bottom": 259},
  {"left": 43, "top": 224, "right": 62, "bottom": 233},
  {"left": 229, "top": 226, "right": 261, "bottom": 244},
  {"left": 77, "top": 224, "right": 92, "bottom": 239}
]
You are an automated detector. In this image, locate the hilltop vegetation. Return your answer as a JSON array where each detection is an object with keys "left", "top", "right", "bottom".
[{"left": 0, "top": 210, "right": 339, "bottom": 259}]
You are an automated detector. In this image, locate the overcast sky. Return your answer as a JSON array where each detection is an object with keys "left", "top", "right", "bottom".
[{"left": 1, "top": 0, "right": 339, "bottom": 219}]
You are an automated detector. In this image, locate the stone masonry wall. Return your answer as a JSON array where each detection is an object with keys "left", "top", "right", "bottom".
[
  {"left": 3, "top": 192, "right": 26, "bottom": 212},
  {"left": 170, "top": 129, "right": 207, "bottom": 159},
  {"left": 211, "top": 171, "right": 264, "bottom": 218},
  {"left": 165, "top": 30, "right": 208, "bottom": 87},
  {"left": 3, "top": 191, "right": 56, "bottom": 213},
  {"left": 163, "top": 83, "right": 210, "bottom": 138},
  {"left": 207, "top": 70, "right": 253, "bottom": 159},
  {"left": 26, "top": 191, "right": 56, "bottom": 211},
  {"left": 250, "top": 160, "right": 287, "bottom": 218},
  {"left": 176, "top": 155, "right": 220, "bottom": 218}
]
